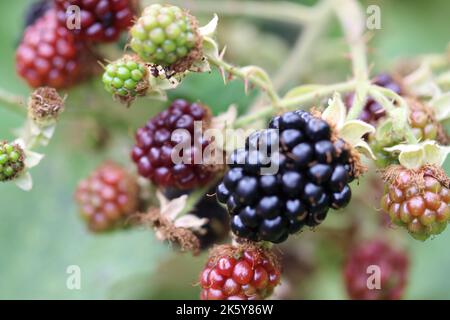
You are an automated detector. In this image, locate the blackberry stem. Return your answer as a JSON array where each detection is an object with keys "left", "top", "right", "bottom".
[
  {"left": 333, "top": 0, "right": 370, "bottom": 121},
  {"left": 249, "top": 0, "right": 334, "bottom": 114},
  {"left": 163, "top": 0, "right": 316, "bottom": 25},
  {"left": 233, "top": 80, "right": 357, "bottom": 128},
  {"left": 0, "top": 88, "right": 27, "bottom": 116},
  {"left": 206, "top": 52, "right": 282, "bottom": 106}
]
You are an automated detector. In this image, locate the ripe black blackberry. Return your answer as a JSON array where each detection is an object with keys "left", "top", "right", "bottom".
[
  {"left": 131, "top": 99, "right": 214, "bottom": 190},
  {"left": 217, "top": 110, "right": 358, "bottom": 243}
]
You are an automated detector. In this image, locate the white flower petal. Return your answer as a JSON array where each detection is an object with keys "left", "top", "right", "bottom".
[
  {"left": 24, "top": 151, "right": 44, "bottom": 169},
  {"left": 322, "top": 92, "right": 346, "bottom": 129},
  {"left": 199, "top": 14, "right": 218, "bottom": 37},
  {"left": 14, "top": 172, "right": 33, "bottom": 191},
  {"left": 339, "top": 120, "right": 375, "bottom": 145},
  {"left": 174, "top": 214, "right": 208, "bottom": 232},
  {"left": 355, "top": 141, "right": 376, "bottom": 160}
]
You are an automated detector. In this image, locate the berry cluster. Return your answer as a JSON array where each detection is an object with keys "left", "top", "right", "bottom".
[
  {"left": 381, "top": 167, "right": 450, "bottom": 240},
  {"left": 54, "top": 0, "right": 135, "bottom": 42},
  {"left": 408, "top": 98, "right": 438, "bottom": 141},
  {"left": 75, "top": 162, "right": 139, "bottom": 232},
  {"left": 0, "top": 142, "right": 25, "bottom": 182},
  {"left": 217, "top": 110, "right": 356, "bottom": 243},
  {"left": 131, "top": 99, "right": 213, "bottom": 190},
  {"left": 199, "top": 245, "right": 281, "bottom": 300},
  {"left": 345, "top": 73, "right": 402, "bottom": 125},
  {"left": 102, "top": 56, "right": 148, "bottom": 101},
  {"left": 16, "top": 9, "right": 89, "bottom": 89},
  {"left": 344, "top": 240, "right": 409, "bottom": 300},
  {"left": 130, "top": 4, "right": 200, "bottom": 71}
]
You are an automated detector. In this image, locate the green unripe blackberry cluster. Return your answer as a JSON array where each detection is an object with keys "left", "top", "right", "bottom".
[
  {"left": 102, "top": 57, "right": 148, "bottom": 100},
  {"left": 130, "top": 4, "right": 200, "bottom": 70},
  {"left": 0, "top": 142, "right": 25, "bottom": 182}
]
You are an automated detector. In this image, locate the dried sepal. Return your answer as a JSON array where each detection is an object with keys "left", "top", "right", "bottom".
[
  {"left": 136, "top": 191, "right": 209, "bottom": 255},
  {"left": 385, "top": 140, "right": 450, "bottom": 169}
]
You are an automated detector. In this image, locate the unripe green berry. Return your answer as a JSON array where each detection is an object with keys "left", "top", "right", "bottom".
[
  {"left": 0, "top": 141, "right": 25, "bottom": 182},
  {"left": 102, "top": 55, "right": 149, "bottom": 104},
  {"left": 130, "top": 4, "right": 201, "bottom": 70}
]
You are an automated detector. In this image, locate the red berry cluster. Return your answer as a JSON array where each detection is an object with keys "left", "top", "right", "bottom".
[
  {"left": 16, "top": 10, "right": 89, "bottom": 89},
  {"left": 75, "top": 162, "right": 139, "bottom": 232},
  {"left": 54, "top": 0, "right": 135, "bottom": 42},
  {"left": 381, "top": 167, "right": 450, "bottom": 240},
  {"left": 344, "top": 240, "right": 409, "bottom": 300},
  {"left": 131, "top": 99, "right": 214, "bottom": 190},
  {"left": 199, "top": 245, "right": 281, "bottom": 300},
  {"left": 16, "top": 0, "right": 136, "bottom": 89}
]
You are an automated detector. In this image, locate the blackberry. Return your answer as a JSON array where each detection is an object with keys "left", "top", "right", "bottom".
[
  {"left": 75, "top": 162, "right": 139, "bottom": 232},
  {"left": 102, "top": 55, "right": 148, "bottom": 103},
  {"left": 130, "top": 4, "right": 202, "bottom": 73},
  {"left": 345, "top": 73, "right": 402, "bottom": 125},
  {"left": 0, "top": 142, "right": 25, "bottom": 182},
  {"left": 217, "top": 110, "right": 358, "bottom": 243},
  {"left": 55, "top": 0, "right": 136, "bottom": 42},
  {"left": 344, "top": 240, "right": 409, "bottom": 300},
  {"left": 199, "top": 244, "right": 281, "bottom": 300},
  {"left": 16, "top": 9, "right": 93, "bottom": 89},
  {"left": 380, "top": 165, "right": 450, "bottom": 241},
  {"left": 131, "top": 99, "right": 214, "bottom": 189}
]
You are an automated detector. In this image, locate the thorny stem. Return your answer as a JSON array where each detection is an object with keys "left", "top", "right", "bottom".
[
  {"left": 0, "top": 88, "right": 27, "bottom": 116},
  {"left": 249, "top": 0, "right": 334, "bottom": 113},
  {"left": 234, "top": 80, "right": 357, "bottom": 128},
  {"left": 272, "top": 0, "right": 334, "bottom": 90},
  {"left": 164, "top": 0, "right": 316, "bottom": 25},
  {"left": 333, "top": 0, "right": 370, "bottom": 121},
  {"left": 206, "top": 52, "right": 282, "bottom": 106}
]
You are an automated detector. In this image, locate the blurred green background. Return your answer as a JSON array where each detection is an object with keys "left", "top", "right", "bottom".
[{"left": 0, "top": 0, "right": 449, "bottom": 299}]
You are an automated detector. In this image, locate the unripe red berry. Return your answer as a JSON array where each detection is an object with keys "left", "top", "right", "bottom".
[
  {"left": 16, "top": 9, "right": 93, "bottom": 89},
  {"left": 131, "top": 99, "right": 214, "bottom": 190},
  {"left": 344, "top": 240, "right": 409, "bottom": 300},
  {"left": 380, "top": 165, "right": 450, "bottom": 241},
  {"left": 55, "top": 0, "right": 136, "bottom": 42},
  {"left": 75, "top": 162, "right": 139, "bottom": 232},
  {"left": 199, "top": 244, "right": 281, "bottom": 300}
]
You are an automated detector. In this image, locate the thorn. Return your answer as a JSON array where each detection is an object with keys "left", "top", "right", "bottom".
[
  {"left": 220, "top": 67, "right": 227, "bottom": 84},
  {"left": 244, "top": 77, "right": 249, "bottom": 95}
]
